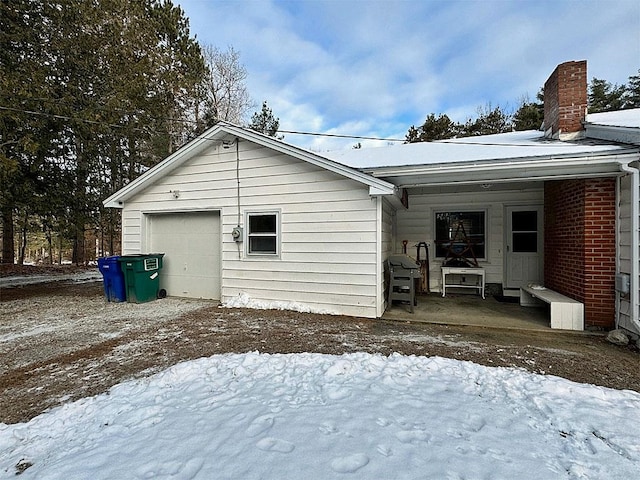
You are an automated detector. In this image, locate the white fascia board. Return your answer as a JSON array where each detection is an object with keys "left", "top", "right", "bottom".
[
  {"left": 585, "top": 124, "right": 640, "bottom": 146},
  {"left": 368, "top": 184, "right": 405, "bottom": 210},
  {"left": 377, "top": 187, "right": 405, "bottom": 209},
  {"left": 363, "top": 150, "right": 639, "bottom": 182},
  {"left": 369, "top": 185, "right": 395, "bottom": 195}
]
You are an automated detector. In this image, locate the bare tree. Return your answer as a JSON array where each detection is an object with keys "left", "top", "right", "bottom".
[{"left": 198, "top": 45, "right": 255, "bottom": 128}]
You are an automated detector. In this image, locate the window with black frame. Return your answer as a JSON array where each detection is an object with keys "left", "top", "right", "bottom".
[{"left": 435, "top": 211, "right": 485, "bottom": 260}]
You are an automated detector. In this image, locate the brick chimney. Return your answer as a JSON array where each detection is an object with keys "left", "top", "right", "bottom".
[{"left": 543, "top": 60, "right": 587, "bottom": 140}]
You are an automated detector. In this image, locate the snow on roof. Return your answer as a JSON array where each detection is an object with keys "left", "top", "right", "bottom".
[
  {"left": 586, "top": 108, "right": 640, "bottom": 128},
  {"left": 324, "top": 130, "right": 626, "bottom": 170}
]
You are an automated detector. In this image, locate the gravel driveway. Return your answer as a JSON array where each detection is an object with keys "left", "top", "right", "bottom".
[{"left": 1, "top": 268, "right": 638, "bottom": 425}]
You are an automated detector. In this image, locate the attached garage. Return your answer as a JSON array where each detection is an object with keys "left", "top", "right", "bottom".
[
  {"left": 147, "top": 211, "right": 221, "bottom": 300},
  {"left": 103, "top": 122, "right": 398, "bottom": 317}
]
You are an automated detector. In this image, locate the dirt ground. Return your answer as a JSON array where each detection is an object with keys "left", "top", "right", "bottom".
[{"left": 1, "top": 265, "right": 638, "bottom": 425}]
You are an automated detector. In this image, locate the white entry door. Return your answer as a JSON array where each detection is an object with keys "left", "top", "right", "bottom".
[
  {"left": 505, "top": 206, "right": 543, "bottom": 289},
  {"left": 149, "top": 212, "right": 221, "bottom": 299}
]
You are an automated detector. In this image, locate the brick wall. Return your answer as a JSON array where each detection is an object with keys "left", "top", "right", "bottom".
[
  {"left": 545, "top": 180, "right": 586, "bottom": 297},
  {"left": 543, "top": 60, "right": 587, "bottom": 139},
  {"left": 544, "top": 179, "right": 616, "bottom": 328},
  {"left": 583, "top": 179, "right": 617, "bottom": 326}
]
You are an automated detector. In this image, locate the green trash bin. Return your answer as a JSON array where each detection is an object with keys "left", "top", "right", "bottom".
[{"left": 117, "top": 253, "right": 165, "bottom": 303}]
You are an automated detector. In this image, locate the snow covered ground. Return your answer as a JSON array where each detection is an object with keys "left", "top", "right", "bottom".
[
  {"left": 0, "top": 270, "right": 102, "bottom": 288},
  {"left": 1, "top": 352, "right": 638, "bottom": 479}
]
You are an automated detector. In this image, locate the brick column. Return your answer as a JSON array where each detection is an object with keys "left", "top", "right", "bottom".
[{"left": 544, "top": 178, "right": 616, "bottom": 329}]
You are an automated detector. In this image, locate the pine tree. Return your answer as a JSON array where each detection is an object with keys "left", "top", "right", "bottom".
[
  {"left": 405, "top": 113, "right": 459, "bottom": 142},
  {"left": 249, "top": 101, "right": 281, "bottom": 138},
  {"left": 622, "top": 70, "right": 640, "bottom": 109},
  {"left": 0, "top": 0, "right": 208, "bottom": 264},
  {"left": 588, "top": 78, "right": 626, "bottom": 113},
  {"left": 461, "top": 104, "right": 512, "bottom": 136},
  {"left": 513, "top": 91, "right": 544, "bottom": 131}
]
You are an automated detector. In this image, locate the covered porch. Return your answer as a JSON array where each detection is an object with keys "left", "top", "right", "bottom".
[
  {"left": 370, "top": 146, "right": 637, "bottom": 332},
  {"left": 383, "top": 292, "right": 555, "bottom": 331}
]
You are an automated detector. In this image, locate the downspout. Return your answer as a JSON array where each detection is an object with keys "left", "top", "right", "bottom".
[{"left": 619, "top": 162, "right": 640, "bottom": 332}]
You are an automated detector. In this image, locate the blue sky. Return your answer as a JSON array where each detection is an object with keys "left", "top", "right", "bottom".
[{"left": 177, "top": 0, "right": 640, "bottom": 150}]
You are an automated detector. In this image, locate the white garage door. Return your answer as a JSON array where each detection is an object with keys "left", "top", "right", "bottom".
[{"left": 149, "top": 212, "right": 221, "bottom": 300}]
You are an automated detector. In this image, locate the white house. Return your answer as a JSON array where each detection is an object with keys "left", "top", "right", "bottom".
[{"left": 104, "top": 61, "right": 640, "bottom": 337}]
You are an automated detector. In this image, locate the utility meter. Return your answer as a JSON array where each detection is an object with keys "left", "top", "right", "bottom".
[{"left": 231, "top": 226, "right": 243, "bottom": 242}]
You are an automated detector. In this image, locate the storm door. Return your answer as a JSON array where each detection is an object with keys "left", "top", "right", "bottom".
[{"left": 505, "top": 206, "right": 543, "bottom": 289}]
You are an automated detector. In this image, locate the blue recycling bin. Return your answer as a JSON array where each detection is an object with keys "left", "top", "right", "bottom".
[{"left": 97, "top": 256, "right": 127, "bottom": 302}]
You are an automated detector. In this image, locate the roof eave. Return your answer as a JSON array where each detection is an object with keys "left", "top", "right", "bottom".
[{"left": 363, "top": 150, "right": 640, "bottom": 188}]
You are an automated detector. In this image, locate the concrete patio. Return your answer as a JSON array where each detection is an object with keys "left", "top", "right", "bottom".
[{"left": 382, "top": 292, "right": 553, "bottom": 331}]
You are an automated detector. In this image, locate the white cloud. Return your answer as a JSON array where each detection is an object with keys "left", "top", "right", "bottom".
[{"left": 179, "top": 0, "right": 640, "bottom": 149}]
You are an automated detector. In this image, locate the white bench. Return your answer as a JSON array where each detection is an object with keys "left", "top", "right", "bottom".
[{"left": 520, "top": 285, "right": 584, "bottom": 331}]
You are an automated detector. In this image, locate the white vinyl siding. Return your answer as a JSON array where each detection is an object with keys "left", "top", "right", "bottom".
[
  {"left": 379, "top": 198, "right": 395, "bottom": 315},
  {"left": 121, "top": 210, "right": 143, "bottom": 253},
  {"left": 617, "top": 173, "right": 639, "bottom": 335},
  {"left": 395, "top": 187, "right": 543, "bottom": 292},
  {"left": 121, "top": 140, "right": 380, "bottom": 317}
]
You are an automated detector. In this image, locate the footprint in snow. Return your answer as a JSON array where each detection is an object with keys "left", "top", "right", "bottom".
[
  {"left": 376, "top": 444, "right": 393, "bottom": 457},
  {"left": 246, "top": 414, "right": 275, "bottom": 437},
  {"left": 395, "top": 429, "right": 431, "bottom": 444},
  {"left": 462, "top": 414, "right": 486, "bottom": 432},
  {"left": 230, "top": 412, "right": 247, "bottom": 424},
  {"left": 134, "top": 457, "right": 203, "bottom": 478},
  {"left": 256, "top": 437, "right": 296, "bottom": 453},
  {"left": 319, "top": 422, "right": 338, "bottom": 435},
  {"left": 330, "top": 453, "right": 370, "bottom": 473},
  {"left": 376, "top": 417, "right": 392, "bottom": 427}
]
